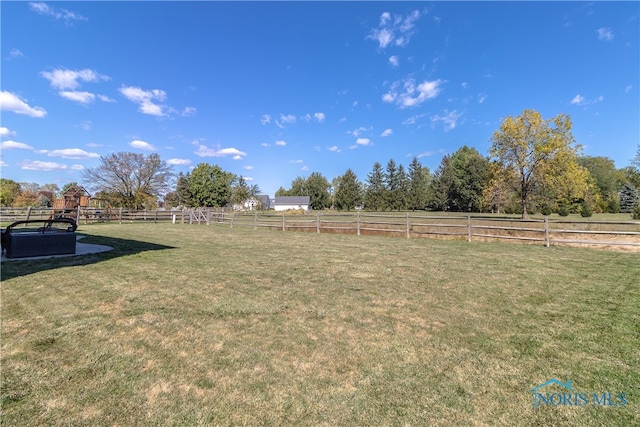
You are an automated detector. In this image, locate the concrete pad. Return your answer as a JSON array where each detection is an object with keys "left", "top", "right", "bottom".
[{"left": 1, "top": 235, "right": 113, "bottom": 262}]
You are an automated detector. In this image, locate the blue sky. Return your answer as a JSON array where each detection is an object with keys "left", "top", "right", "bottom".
[{"left": 1, "top": 1, "right": 638, "bottom": 196}]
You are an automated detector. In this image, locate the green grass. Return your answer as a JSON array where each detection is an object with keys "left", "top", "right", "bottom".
[{"left": 2, "top": 223, "right": 639, "bottom": 426}]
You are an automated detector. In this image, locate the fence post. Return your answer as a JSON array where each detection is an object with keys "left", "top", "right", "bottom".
[
  {"left": 154, "top": 210, "right": 158, "bottom": 224},
  {"left": 357, "top": 211, "right": 361, "bottom": 236},
  {"left": 282, "top": 214, "right": 286, "bottom": 231},
  {"left": 230, "top": 211, "right": 235, "bottom": 228},
  {"left": 467, "top": 214, "right": 472, "bottom": 242},
  {"left": 254, "top": 212, "right": 257, "bottom": 230},
  {"left": 181, "top": 208, "right": 185, "bottom": 224},
  {"left": 26, "top": 206, "right": 32, "bottom": 221},
  {"left": 544, "top": 216, "right": 550, "bottom": 247},
  {"left": 118, "top": 207, "right": 123, "bottom": 224},
  {"left": 317, "top": 213, "right": 320, "bottom": 233},
  {"left": 406, "top": 212, "right": 410, "bottom": 238}
]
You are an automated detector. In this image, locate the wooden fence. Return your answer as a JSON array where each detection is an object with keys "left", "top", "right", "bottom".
[{"left": 1, "top": 207, "right": 638, "bottom": 250}]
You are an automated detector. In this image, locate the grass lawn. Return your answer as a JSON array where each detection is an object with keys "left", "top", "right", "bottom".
[{"left": 1, "top": 223, "right": 638, "bottom": 426}]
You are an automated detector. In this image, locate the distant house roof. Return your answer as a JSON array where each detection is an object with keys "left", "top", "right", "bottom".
[
  {"left": 63, "top": 185, "right": 91, "bottom": 198},
  {"left": 274, "top": 196, "right": 310, "bottom": 205},
  {"left": 257, "top": 195, "right": 271, "bottom": 208}
]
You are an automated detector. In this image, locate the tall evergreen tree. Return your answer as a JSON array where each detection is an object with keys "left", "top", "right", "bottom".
[
  {"left": 334, "top": 169, "right": 362, "bottom": 211},
  {"left": 365, "top": 162, "right": 386, "bottom": 211},
  {"left": 408, "top": 157, "right": 429, "bottom": 210},
  {"left": 384, "top": 159, "right": 403, "bottom": 210},
  {"left": 175, "top": 172, "right": 192, "bottom": 207},
  {"left": 620, "top": 182, "right": 639, "bottom": 213}
]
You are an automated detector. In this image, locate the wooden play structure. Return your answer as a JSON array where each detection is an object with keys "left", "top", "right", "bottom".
[
  {"left": 49, "top": 186, "right": 112, "bottom": 222},
  {"left": 50, "top": 185, "right": 90, "bottom": 221}
]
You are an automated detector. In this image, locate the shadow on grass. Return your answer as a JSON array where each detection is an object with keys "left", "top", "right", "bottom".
[{"left": 0, "top": 234, "right": 176, "bottom": 281}]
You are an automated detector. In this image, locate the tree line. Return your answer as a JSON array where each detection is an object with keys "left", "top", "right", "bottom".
[{"left": 1, "top": 110, "right": 639, "bottom": 218}]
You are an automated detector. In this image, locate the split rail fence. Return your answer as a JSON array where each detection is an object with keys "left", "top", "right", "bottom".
[{"left": 2, "top": 207, "right": 639, "bottom": 250}]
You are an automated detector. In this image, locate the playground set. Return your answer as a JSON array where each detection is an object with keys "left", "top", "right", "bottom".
[{"left": 1, "top": 186, "right": 111, "bottom": 259}]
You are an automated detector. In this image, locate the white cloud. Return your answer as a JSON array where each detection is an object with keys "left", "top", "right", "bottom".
[
  {"left": 98, "top": 94, "right": 116, "bottom": 103},
  {"left": 570, "top": 94, "right": 604, "bottom": 106},
  {"left": 8, "top": 49, "right": 24, "bottom": 60},
  {"left": 417, "top": 151, "right": 436, "bottom": 158},
  {"left": 261, "top": 114, "right": 271, "bottom": 125},
  {"left": 402, "top": 113, "right": 426, "bottom": 125},
  {"left": 119, "top": 86, "right": 167, "bottom": 117},
  {"left": 261, "top": 142, "right": 270, "bottom": 147},
  {"left": 243, "top": 165, "right": 254, "bottom": 170},
  {"left": 195, "top": 145, "right": 247, "bottom": 158},
  {"left": 275, "top": 140, "right": 287, "bottom": 146},
  {"left": 381, "top": 128, "right": 393, "bottom": 137},
  {"left": 130, "top": 140, "right": 156, "bottom": 151},
  {"left": 19, "top": 160, "right": 67, "bottom": 171},
  {"left": 597, "top": 27, "right": 614, "bottom": 41},
  {"left": 431, "top": 110, "right": 462, "bottom": 131},
  {"left": 167, "top": 158, "right": 193, "bottom": 166},
  {"left": 367, "top": 10, "right": 421, "bottom": 49},
  {"left": 461, "top": 82, "right": 468, "bottom": 89},
  {"left": 29, "top": 2, "right": 87, "bottom": 23},
  {"left": 355, "top": 138, "right": 371, "bottom": 146},
  {"left": 181, "top": 107, "right": 196, "bottom": 116},
  {"left": 86, "top": 142, "right": 102, "bottom": 148},
  {"left": 40, "top": 148, "right": 99, "bottom": 159},
  {"left": 70, "top": 164, "right": 84, "bottom": 170},
  {"left": 0, "top": 127, "right": 16, "bottom": 138},
  {"left": 571, "top": 94, "right": 585, "bottom": 105},
  {"left": 41, "top": 68, "right": 109, "bottom": 90},
  {"left": 478, "top": 94, "right": 487, "bottom": 104},
  {"left": 1, "top": 140, "right": 34, "bottom": 150},
  {"left": 314, "top": 112, "right": 326, "bottom": 122},
  {"left": 59, "top": 91, "right": 95, "bottom": 104},
  {"left": 382, "top": 79, "right": 444, "bottom": 108},
  {"left": 625, "top": 85, "right": 633, "bottom": 93},
  {"left": 328, "top": 145, "right": 341, "bottom": 153},
  {"left": 301, "top": 165, "right": 309, "bottom": 171},
  {"left": 389, "top": 56, "right": 399, "bottom": 67},
  {"left": 0, "top": 161, "right": 8, "bottom": 167},
  {"left": 0, "top": 91, "right": 47, "bottom": 118},
  {"left": 348, "top": 126, "right": 372, "bottom": 137},
  {"left": 279, "top": 114, "right": 296, "bottom": 123},
  {"left": 370, "top": 28, "right": 394, "bottom": 49},
  {"left": 289, "top": 159, "right": 303, "bottom": 164}
]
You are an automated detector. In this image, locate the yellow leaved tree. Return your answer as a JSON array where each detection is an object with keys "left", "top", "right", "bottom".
[{"left": 489, "top": 109, "right": 591, "bottom": 218}]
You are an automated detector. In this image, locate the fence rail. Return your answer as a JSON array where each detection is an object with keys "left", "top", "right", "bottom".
[{"left": 1, "top": 207, "right": 638, "bottom": 250}]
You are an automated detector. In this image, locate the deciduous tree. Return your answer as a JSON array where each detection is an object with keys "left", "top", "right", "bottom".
[
  {"left": 0, "top": 178, "right": 21, "bottom": 206},
  {"left": 83, "top": 152, "right": 174, "bottom": 209},
  {"left": 489, "top": 109, "right": 586, "bottom": 218},
  {"left": 188, "top": 163, "right": 236, "bottom": 207}
]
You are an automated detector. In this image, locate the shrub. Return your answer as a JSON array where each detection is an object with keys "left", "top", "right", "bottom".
[
  {"left": 557, "top": 203, "right": 569, "bottom": 217},
  {"left": 580, "top": 202, "right": 593, "bottom": 218},
  {"left": 632, "top": 203, "right": 640, "bottom": 220},
  {"left": 540, "top": 204, "right": 552, "bottom": 216}
]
